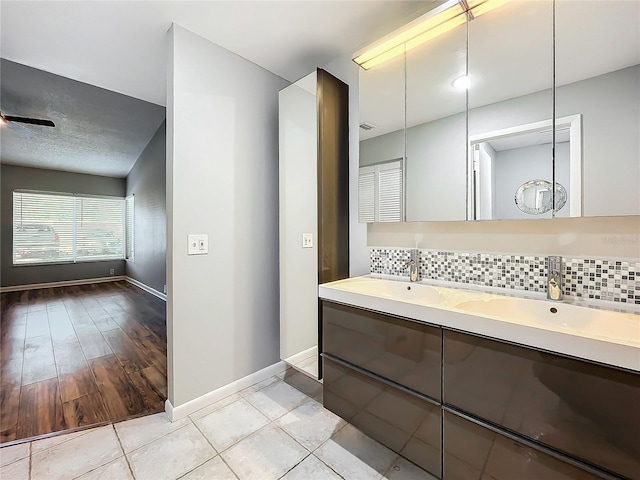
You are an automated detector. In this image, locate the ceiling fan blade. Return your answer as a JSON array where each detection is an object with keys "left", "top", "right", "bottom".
[
  {"left": 4, "top": 115, "right": 55, "bottom": 127},
  {"left": 4, "top": 121, "right": 35, "bottom": 137}
]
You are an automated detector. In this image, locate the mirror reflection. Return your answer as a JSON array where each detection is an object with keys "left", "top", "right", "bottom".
[{"left": 358, "top": 0, "right": 639, "bottom": 222}]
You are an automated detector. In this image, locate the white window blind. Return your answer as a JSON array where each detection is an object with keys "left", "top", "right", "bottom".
[
  {"left": 358, "top": 160, "right": 403, "bottom": 223},
  {"left": 125, "top": 195, "right": 134, "bottom": 261},
  {"left": 13, "top": 190, "right": 125, "bottom": 265},
  {"left": 377, "top": 161, "right": 403, "bottom": 222},
  {"left": 358, "top": 166, "right": 375, "bottom": 223}
]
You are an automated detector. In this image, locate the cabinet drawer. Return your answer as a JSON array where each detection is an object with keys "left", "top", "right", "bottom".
[
  {"left": 322, "top": 301, "right": 441, "bottom": 400},
  {"left": 443, "top": 329, "right": 640, "bottom": 479},
  {"left": 323, "top": 356, "right": 442, "bottom": 478},
  {"left": 443, "top": 410, "right": 602, "bottom": 480}
]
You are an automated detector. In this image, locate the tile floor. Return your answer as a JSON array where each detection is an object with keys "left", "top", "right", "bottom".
[{"left": 0, "top": 370, "right": 437, "bottom": 480}]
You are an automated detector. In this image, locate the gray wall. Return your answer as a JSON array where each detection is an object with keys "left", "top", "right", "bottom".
[
  {"left": 493, "top": 142, "right": 569, "bottom": 220},
  {"left": 167, "top": 24, "right": 288, "bottom": 407},
  {"left": 125, "top": 121, "right": 166, "bottom": 294},
  {"left": 1, "top": 164, "right": 126, "bottom": 287},
  {"left": 360, "top": 65, "right": 640, "bottom": 219}
]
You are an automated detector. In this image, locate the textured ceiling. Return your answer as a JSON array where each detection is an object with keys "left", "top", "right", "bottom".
[{"left": 1, "top": 59, "right": 166, "bottom": 178}]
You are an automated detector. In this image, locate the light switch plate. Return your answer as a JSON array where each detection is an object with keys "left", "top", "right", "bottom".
[
  {"left": 302, "top": 233, "right": 313, "bottom": 248},
  {"left": 188, "top": 234, "right": 209, "bottom": 255}
]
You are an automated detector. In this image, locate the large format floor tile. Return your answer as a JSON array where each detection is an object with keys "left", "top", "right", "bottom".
[
  {"left": 1, "top": 456, "right": 29, "bottom": 480},
  {"left": 0, "top": 441, "right": 29, "bottom": 466},
  {"left": 383, "top": 457, "right": 439, "bottom": 480},
  {"left": 194, "top": 398, "right": 270, "bottom": 451},
  {"left": 221, "top": 424, "right": 309, "bottom": 480},
  {"left": 126, "top": 423, "right": 215, "bottom": 480},
  {"left": 180, "top": 455, "right": 238, "bottom": 480},
  {"left": 276, "top": 400, "right": 345, "bottom": 451},
  {"left": 115, "top": 412, "right": 190, "bottom": 453},
  {"left": 76, "top": 457, "right": 134, "bottom": 480},
  {"left": 31, "top": 425, "right": 123, "bottom": 480},
  {"left": 315, "top": 424, "right": 398, "bottom": 480},
  {"left": 281, "top": 454, "right": 343, "bottom": 480},
  {"left": 244, "top": 381, "right": 311, "bottom": 420}
]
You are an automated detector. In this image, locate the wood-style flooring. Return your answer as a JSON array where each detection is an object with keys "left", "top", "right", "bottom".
[{"left": 0, "top": 281, "right": 167, "bottom": 444}]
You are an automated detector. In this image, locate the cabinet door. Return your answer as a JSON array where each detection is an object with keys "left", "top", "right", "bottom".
[
  {"left": 443, "top": 330, "right": 640, "bottom": 479},
  {"left": 443, "top": 410, "right": 602, "bottom": 480},
  {"left": 322, "top": 301, "right": 442, "bottom": 400},
  {"left": 323, "top": 357, "right": 442, "bottom": 478}
]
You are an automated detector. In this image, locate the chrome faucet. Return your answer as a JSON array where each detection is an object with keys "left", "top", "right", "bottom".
[
  {"left": 404, "top": 249, "right": 420, "bottom": 282},
  {"left": 547, "top": 256, "right": 563, "bottom": 301}
]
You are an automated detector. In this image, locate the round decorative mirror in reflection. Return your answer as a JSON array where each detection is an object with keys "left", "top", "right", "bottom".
[{"left": 515, "top": 180, "right": 567, "bottom": 215}]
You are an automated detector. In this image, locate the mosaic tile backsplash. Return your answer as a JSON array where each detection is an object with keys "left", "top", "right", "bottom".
[{"left": 370, "top": 248, "right": 640, "bottom": 304}]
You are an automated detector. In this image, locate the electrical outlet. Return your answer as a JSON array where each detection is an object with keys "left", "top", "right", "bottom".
[
  {"left": 109, "top": 269, "right": 115, "bottom": 275},
  {"left": 302, "top": 233, "right": 313, "bottom": 248},
  {"left": 163, "top": 284, "right": 167, "bottom": 294},
  {"left": 188, "top": 234, "right": 208, "bottom": 255}
]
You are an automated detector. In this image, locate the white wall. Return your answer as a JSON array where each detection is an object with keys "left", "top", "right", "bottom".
[
  {"left": 322, "top": 56, "right": 369, "bottom": 277},
  {"left": 279, "top": 73, "right": 318, "bottom": 361},
  {"left": 166, "top": 24, "right": 288, "bottom": 407}
]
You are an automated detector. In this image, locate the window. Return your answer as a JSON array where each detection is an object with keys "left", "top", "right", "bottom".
[
  {"left": 125, "top": 195, "right": 134, "bottom": 261},
  {"left": 358, "top": 159, "right": 404, "bottom": 222},
  {"left": 13, "top": 190, "right": 127, "bottom": 265}
]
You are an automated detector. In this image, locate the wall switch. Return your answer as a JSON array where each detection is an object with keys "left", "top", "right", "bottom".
[
  {"left": 302, "top": 233, "right": 313, "bottom": 248},
  {"left": 188, "top": 234, "right": 209, "bottom": 255}
]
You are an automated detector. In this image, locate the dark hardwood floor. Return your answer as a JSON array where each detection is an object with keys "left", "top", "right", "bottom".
[{"left": 0, "top": 281, "right": 167, "bottom": 444}]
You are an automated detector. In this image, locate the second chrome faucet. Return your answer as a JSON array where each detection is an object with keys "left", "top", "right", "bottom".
[
  {"left": 405, "top": 249, "right": 420, "bottom": 282},
  {"left": 547, "top": 255, "right": 564, "bottom": 301}
]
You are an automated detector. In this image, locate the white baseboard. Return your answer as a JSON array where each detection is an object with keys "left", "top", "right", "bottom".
[
  {"left": 0, "top": 276, "right": 126, "bottom": 293},
  {"left": 165, "top": 360, "right": 288, "bottom": 422},
  {"left": 283, "top": 345, "right": 317, "bottom": 366},
  {"left": 124, "top": 276, "right": 166, "bottom": 301}
]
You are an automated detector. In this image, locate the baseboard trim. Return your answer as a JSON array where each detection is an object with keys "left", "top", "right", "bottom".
[
  {"left": 0, "top": 276, "right": 126, "bottom": 293},
  {"left": 283, "top": 345, "right": 317, "bottom": 366},
  {"left": 124, "top": 276, "right": 166, "bottom": 301},
  {"left": 165, "top": 360, "right": 288, "bottom": 422}
]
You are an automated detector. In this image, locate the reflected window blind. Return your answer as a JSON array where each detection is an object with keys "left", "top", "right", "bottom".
[
  {"left": 13, "top": 190, "right": 125, "bottom": 265},
  {"left": 358, "top": 167, "right": 375, "bottom": 223},
  {"left": 125, "top": 195, "right": 134, "bottom": 261},
  {"left": 377, "top": 160, "right": 403, "bottom": 222},
  {"left": 358, "top": 160, "right": 403, "bottom": 223}
]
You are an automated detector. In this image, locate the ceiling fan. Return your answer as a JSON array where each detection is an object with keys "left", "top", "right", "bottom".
[{"left": 0, "top": 111, "right": 55, "bottom": 137}]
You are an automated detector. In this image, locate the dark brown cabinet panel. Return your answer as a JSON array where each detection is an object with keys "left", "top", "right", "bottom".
[
  {"left": 323, "top": 357, "right": 442, "bottom": 478},
  {"left": 443, "top": 330, "right": 640, "bottom": 479},
  {"left": 322, "top": 301, "right": 442, "bottom": 400},
  {"left": 443, "top": 410, "right": 602, "bottom": 480}
]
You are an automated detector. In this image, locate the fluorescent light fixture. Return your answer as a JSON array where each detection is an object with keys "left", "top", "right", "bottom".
[
  {"left": 452, "top": 75, "right": 471, "bottom": 90},
  {"left": 354, "top": 0, "right": 511, "bottom": 70}
]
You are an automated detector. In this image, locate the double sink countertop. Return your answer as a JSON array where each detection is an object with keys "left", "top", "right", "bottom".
[{"left": 318, "top": 275, "right": 640, "bottom": 373}]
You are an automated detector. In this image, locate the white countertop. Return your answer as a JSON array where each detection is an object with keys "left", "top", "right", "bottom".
[{"left": 318, "top": 276, "right": 640, "bottom": 373}]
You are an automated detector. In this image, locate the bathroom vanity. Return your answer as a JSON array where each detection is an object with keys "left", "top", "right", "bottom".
[{"left": 319, "top": 277, "right": 640, "bottom": 480}]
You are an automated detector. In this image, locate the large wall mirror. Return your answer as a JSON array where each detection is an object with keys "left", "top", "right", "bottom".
[{"left": 358, "top": 0, "right": 640, "bottom": 222}]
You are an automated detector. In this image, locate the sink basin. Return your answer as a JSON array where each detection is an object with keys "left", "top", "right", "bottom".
[
  {"left": 456, "top": 297, "right": 640, "bottom": 343},
  {"left": 326, "top": 277, "right": 443, "bottom": 305}
]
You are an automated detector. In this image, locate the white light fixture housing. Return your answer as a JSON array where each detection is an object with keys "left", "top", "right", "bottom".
[
  {"left": 452, "top": 75, "right": 471, "bottom": 90},
  {"left": 354, "top": 0, "right": 511, "bottom": 70}
]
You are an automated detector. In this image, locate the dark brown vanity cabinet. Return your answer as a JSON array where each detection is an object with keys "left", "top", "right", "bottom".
[
  {"left": 322, "top": 300, "right": 443, "bottom": 478},
  {"left": 443, "top": 411, "right": 602, "bottom": 480},
  {"left": 443, "top": 329, "right": 640, "bottom": 479},
  {"left": 323, "top": 357, "right": 442, "bottom": 477},
  {"left": 321, "top": 300, "right": 638, "bottom": 479},
  {"left": 322, "top": 301, "right": 442, "bottom": 400}
]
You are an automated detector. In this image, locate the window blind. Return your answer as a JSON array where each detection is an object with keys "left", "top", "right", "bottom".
[
  {"left": 13, "top": 191, "right": 126, "bottom": 265},
  {"left": 358, "top": 160, "right": 403, "bottom": 223}
]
